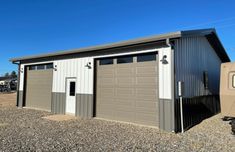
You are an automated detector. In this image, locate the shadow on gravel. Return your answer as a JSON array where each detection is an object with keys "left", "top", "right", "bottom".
[
  {"left": 175, "top": 95, "right": 220, "bottom": 132},
  {"left": 223, "top": 118, "right": 235, "bottom": 135}
]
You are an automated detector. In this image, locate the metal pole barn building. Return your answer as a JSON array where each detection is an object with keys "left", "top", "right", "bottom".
[{"left": 10, "top": 28, "right": 230, "bottom": 132}]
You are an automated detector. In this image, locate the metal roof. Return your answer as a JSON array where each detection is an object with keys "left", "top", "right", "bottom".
[{"left": 10, "top": 28, "right": 230, "bottom": 62}]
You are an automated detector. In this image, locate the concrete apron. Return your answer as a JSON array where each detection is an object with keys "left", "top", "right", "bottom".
[{"left": 42, "top": 114, "right": 77, "bottom": 122}]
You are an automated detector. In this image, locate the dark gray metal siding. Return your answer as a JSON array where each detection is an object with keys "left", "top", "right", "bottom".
[
  {"left": 51, "top": 92, "right": 66, "bottom": 114},
  {"left": 51, "top": 92, "right": 93, "bottom": 117},
  {"left": 18, "top": 91, "right": 23, "bottom": 108},
  {"left": 159, "top": 99, "right": 174, "bottom": 132},
  {"left": 174, "top": 36, "right": 222, "bottom": 132},
  {"left": 76, "top": 94, "right": 93, "bottom": 118},
  {"left": 174, "top": 36, "right": 221, "bottom": 98}
]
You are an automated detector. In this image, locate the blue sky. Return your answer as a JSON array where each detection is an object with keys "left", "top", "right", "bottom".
[{"left": 1, "top": 0, "right": 235, "bottom": 76}]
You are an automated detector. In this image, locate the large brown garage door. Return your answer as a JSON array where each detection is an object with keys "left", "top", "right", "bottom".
[
  {"left": 25, "top": 63, "right": 53, "bottom": 111},
  {"left": 96, "top": 52, "right": 159, "bottom": 126}
]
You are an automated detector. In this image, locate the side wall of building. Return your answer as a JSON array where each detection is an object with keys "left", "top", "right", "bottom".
[
  {"left": 174, "top": 36, "right": 222, "bottom": 131},
  {"left": 175, "top": 36, "right": 221, "bottom": 97}
]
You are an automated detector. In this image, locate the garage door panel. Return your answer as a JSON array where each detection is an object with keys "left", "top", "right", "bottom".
[
  {"left": 135, "top": 119, "right": 158, "bottom": 126},
  {"left": 116, "top": 77, "right": 134, "bottom": 85},
  {"left": 136, "top": 67, "right": 156, "bottom": 76},
  {"left": 26, "top": 68, "right": 52, "bottom": 111},
  {"left": 97, "top": 96, "right": 115, "bottom": 102},
  {"left": 116, "top": 88, "right": 135, "bottom": 95},
  {"left": 97, "top": 69, "right": 114, "bottom": 77},
  {"left": 135, "top": 61, "right": 156, "bottom": 66},
  {"left": 113, "top": 99, "right": 135, "bottom": 107},
  {"left": 96, "top": 98, "right": 115, "bottom": 104},
  {"left": 136, "top": 77, "right": 156, "bottom": 85},
  {"left": 97, "top": 88, "right": 114, "bottom": 97},
  {"left": 96, "top": 53, "right": 159, "bottom": 127},
  {"left": 98, "top": 64, "right": 115, "bottom": 70},
  {"left": 114, "top": 104, "right": 135, "bottom": 111},
  {"left": 97, "top": 102, "right": 114, "bottom": 108},
  {"left": 97, "top": 78, "right": 115, "bottom": 86},
  {"left": 97, "top": 105, "right": 114, "bottom": 117},
  {"left": 136, "top": 88, "right": 157, "bottom": 95},
  {"left": 97, "top": 94, "right": 114, "bottom": 99},
  {"left": 115, "top": 95, "right": 135, "bottom": 100},
  {"left": 114, "top": 111, "right": 135, "bottom": 121},
  {"left": 136, "top": 90, "right": 157, "bottom": 99},
  {"left": 98, "top": 112, "right": 115, "bottom": 119},
  {"left": 116, "top": 68, "right": 134, "bottom": 77},
  {"left": 114, "top": 96, "right": 135, "bottom": 101},
  {"left": 136, "top": 95, "right": 157, "bottom": 100},
  {"left": 135, "top": 107, "right": 158, "bottom": 114},
  {"left": 116, "top": 63, "right": 133, "bottom": 68},
  {"left": 136, "top": 100, "right": 158, "bottom": 108},
  {"left": 135, "top": 113, "right": 158, "bottom": 122},
  {"left": 96, "top": 95, "right": 114, "bottom": 99}
]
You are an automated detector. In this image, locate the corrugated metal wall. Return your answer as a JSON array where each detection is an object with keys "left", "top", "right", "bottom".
[
  {"left": 159, "top": 99, "right": 174, "bottom": 131},
  {"left": 53, "top": 57, "right": 94, "bottom": 94},
  {"left": 174, "top": 36, "right": 221, "bottom": 98},
  {"left": 51, "top": 92, "right": 66, "bottom": 114},
  {"left": 17, "top": 91, "right": 23, "bottom": 107},
  {"left": 76, "top": 94, "right": 93, "bottom": 118},
  {"left": 174, "top": 36, "right": 222, "bottom": 132}
]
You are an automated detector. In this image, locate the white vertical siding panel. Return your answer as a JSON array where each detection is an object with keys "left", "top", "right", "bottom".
[
  {"left": 69, "top": 60, "right": 72, "bottom": 77},
  {"left": 19, "top": 64, "right": 25, "bottom": 91},
  {"left": 62, "top": 61, "right": 65, "bottom": 91},
  {"left": 61, "top": 61, "right": 65, "bottom": 92},
  {"left": 52, "top": 57, "right": 92, "bottom": 94},
  {"left": 76, "top": 59, "right": 79, "bottom": 86},
  {"left": 57, "top": 61, "right": 61, "bottom": 92},
  {"left": 75, "top": 59, "right": 78, "bottom": 93},
  {"left": 159, "top": 47, "right": 173, "bottom": 99},
  {"left": 86, "top": 58, "right": 90, "bottom": 94},
  {"left": 77, "top": 59, "right": 81, "bottom": 93},
  {"left": 88, "top": 58, "right": 94, "bottom": 94},
  {"left": 80, "top": 59, "right": 83, "bottom": 93},
  {"left": 52, "top": 61, "right": 57, "bottom": 92},
  {"left": 81, "top": 58, "right": 85, "bottom": 94},
  {"left": 84, "top": 58, "right": 88, "bottom": 94},
  {"left": 72, "top": 59, "right": 75, "bottom": 77}
]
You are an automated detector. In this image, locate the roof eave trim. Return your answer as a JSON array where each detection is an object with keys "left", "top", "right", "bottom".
[{"left": 9, "top": 31, "right": 182, "bottom": 62}]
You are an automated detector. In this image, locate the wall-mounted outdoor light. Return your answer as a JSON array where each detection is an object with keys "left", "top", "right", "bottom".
[
  {"left": 54, "top": 65, "right": 57, "bottom": 71},
  {"left": 160, "top": 55, "right": 168, "bottom": 64},
  {"left": 20, "top": 68, "right": 24, "bottom": 73},
  {"left": 85, "top": 62, "right": 92, "bottom": 69}
]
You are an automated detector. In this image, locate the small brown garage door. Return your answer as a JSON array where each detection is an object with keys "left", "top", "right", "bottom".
[
  {"left": 25, "top": 63, "right": 53, "bottom": 111},
  {"left": 96, "top": 52, "right": 159, "bottom": 126}
]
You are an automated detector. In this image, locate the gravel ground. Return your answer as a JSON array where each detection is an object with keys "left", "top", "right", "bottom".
[
  {"left": 0, "top": 94, "right": 234, "bottom": 151},
  {"left": 0, "top": 92, "right": 17, "bottom": 107}
]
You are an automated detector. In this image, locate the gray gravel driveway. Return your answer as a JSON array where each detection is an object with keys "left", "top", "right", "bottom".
[{"left": 0, "top": 94, "right": 234, "bottom": 151}]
